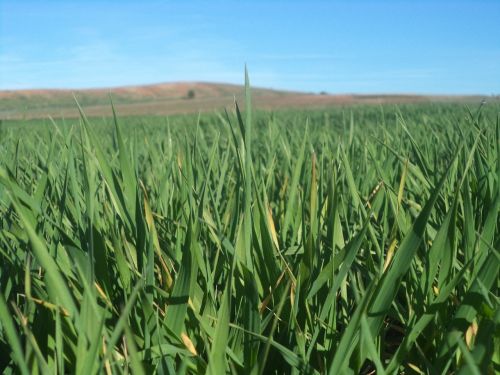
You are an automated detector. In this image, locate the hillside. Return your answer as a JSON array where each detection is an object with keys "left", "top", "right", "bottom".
[{"left": 0, "top": 82, "right": 491, "bottom": 120}]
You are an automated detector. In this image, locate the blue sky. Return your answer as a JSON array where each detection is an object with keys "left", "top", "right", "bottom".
[{"left": 1, "top": 0, "right": 499, "bottom": 94}]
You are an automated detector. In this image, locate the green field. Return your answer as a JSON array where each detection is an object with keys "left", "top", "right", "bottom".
[{"left": 0, "top": 80, "right": 499, "bottom": 374}]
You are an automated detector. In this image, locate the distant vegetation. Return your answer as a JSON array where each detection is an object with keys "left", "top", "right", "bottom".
[{"left": 0, "top": 76, "right": 498, "bottom": 374}]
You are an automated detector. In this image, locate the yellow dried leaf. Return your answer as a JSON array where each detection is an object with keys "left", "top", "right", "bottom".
[
  {"left": 383, "top": 239, "right": 398, "bottom": 272},
  {"left": 267, "top": 205, "right": 280, "bottom": 250},
  {"left": 465, "top": 320, "right": 478, "bottom": 349},
  {"left": 181, "top": 332, "right": 197, "bottom": 355}
]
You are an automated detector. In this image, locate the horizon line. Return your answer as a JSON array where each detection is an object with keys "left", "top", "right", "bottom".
[{"left": 0, "top": 80, "right": 497, "bottom": 98}]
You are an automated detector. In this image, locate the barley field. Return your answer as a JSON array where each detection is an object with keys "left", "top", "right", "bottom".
[{"left": 0, "top": 78, "right": 498, "bottom": 374}]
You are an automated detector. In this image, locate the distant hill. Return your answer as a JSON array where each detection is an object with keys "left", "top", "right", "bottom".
[{"left": 0, "top": 82, "right": 491, "bottom": 120}]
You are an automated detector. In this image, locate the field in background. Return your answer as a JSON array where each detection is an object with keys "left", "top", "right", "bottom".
[
  {"left": 1, "top": 81, "right": 495, "bottom": 120},
  {"left": 0, "top": 80, "right": 499, "bottom": 374}
]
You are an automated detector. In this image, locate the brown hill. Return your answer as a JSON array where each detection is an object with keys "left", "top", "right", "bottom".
[{"left": 0, "top": 82, "right": 490, "bottom": 120}]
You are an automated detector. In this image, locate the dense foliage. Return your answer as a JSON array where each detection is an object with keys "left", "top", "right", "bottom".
[{"left": 0, "top": 82, "right": 498, "bottom": 374}]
